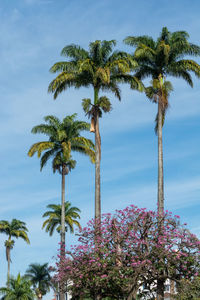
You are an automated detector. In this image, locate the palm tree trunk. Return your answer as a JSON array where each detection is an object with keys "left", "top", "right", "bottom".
[
  {"left": 7, "top": 247, "right": 10, "bottom": 284},
  {"left": 157, "top": 97, "right": 164, "bottom": 216},
  {"left": 94, "top": 88, "right": 101, "bottom": 220},
  {"left": 60, "top": 165, "right": 66, "bottom": 300},
  {"left": 95, "top": 113, "right": 101, "bottom": 220},
  {"left": 61, "top": 165, "right": 66, "bottom": 255},
  {"left": 157, "top": 97, "right": 164, "bottom": 300}
]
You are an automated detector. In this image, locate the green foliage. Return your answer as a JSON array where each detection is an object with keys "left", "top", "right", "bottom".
[
  {"left": 25, "top": 263, "right": 52, "bottom": 297},
  {"left": 124, "top": 27, "right": 200, "bottom": 84},
  {"left": 48, "top": 39, "right": 142, "bottom": 104},
  {"left": 0, "top": 219, "right": 30, "bottom": 244},
  {"left": 82, "top": 95, "right": 112, "bottom": 120},
  {"left": 28, "top": 114, "right": 95, "bottom": 170},
  {"left": 0, "top": 274, "right": 34, "bottom": 300},
  {"left": 42, "top": 202, "right": 81, "bottom": 236},
  {"left": 124, "top": 27, "right": 200, "bottom": 132},
  {"left": 174, "top": 277, "right": 200, "bottom": 300}
]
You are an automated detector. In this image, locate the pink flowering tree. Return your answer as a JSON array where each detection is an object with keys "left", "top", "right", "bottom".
[{"left": 55, "top": 206, "right": 200, "bottom": 300}]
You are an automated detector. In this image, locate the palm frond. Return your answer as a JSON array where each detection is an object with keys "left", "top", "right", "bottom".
[
  {"left": 31, "top": 124, "right": 56, "bottom": 137},
  {"left": 40, "top": 148, "right": 57, "bottom": 171},
  {"left": 49, "top": 61, "right": 77, "bottom": 73},
  {"left": 98, "top": 96, "right": 112, "bottom": 113},
  {"left": 48, "top": 72, "right": 76, "bottom": 99},
  {"left": 28, "top": 142, "right": 54, "bottom": 158},
  {"left": 82, "top": 98, "right": 92, "bottom": 115},
  {"left": 42, "top": 202, "right": 81, "bottom": 236},
  {"left": 61, "top": 44, "right": 89, "bottom": 60},
  {"left": 124, "top": 35, "right": 156, "bottom": 48}
]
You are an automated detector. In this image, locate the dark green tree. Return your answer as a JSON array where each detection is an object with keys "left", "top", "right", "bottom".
[
  {"left": 0, "top": 220, "right": 30, "bottom": 283},
  {"left": 124, "top": 27, "right": 200, "bottom": 300},
  {"left": 48, "top": 40, "right": 142, "bottom": 220},
  {"left": 25, "top": 263, "right": 52, "bottom": 300}
]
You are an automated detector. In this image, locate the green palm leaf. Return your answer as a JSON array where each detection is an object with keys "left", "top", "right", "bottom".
[{"left": 42, "top": 202, "right": 81, "bottom": 236}]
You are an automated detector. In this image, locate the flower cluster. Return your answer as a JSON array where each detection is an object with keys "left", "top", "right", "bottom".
[{"left": 55, "top": 205, "right": 200, "bottom": 299}]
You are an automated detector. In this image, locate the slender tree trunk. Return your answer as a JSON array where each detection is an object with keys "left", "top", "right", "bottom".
[
  {"left": 7, "top": 247, "right": 10, "bottom": 284},
  {"left": 157, "top": 96, "right": 165, "bottom": 300},
  {"left": 60, "top": 165, "right": 66, "bottom": 300},
  {"left": 94, "top": 88, "right": 101, "bottom": 220},
  {"left": 61, "top": 165, "right": 66, "bottom": 255},
  {"left": 93, "top": 88, "right": 102, "bottom": 300},
  {"left": 95, "top": 113, "right": 101, "bottom": 219},
  {"left": 157, "top": 97, "right": 164, "bottom": 216}
]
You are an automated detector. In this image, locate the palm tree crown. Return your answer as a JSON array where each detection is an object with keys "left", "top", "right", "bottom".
[
  {"left": 48, "top": 39, "right": 141, "bottom": 99},
  {"left": 28, "top": 113, "right": 95, "bottom": 168},
  {"left": 0, "top": 219, "right": 30, "bottom": 242},
  {"left": 0, "top": 274, "right": 34, "bottom": 300},
  {"left": 42, "top": 202, "right": 81, "bottom": 236},
  {"left": 124, "top": 26, "right": 200, "bottom": 102},
  {"left": 25, "top": 263, "right": 52, "bottom": 299}
]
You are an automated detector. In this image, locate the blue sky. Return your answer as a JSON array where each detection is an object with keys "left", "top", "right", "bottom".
[{"left": 0, "top": 0, "right": 200, "bottom": 298}]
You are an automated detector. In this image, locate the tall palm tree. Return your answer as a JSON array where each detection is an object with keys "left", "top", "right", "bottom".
[
  {"left": 124, "top": 27, "right": 200, "bottom": 300},
  {"left": 0, "top": 274, "right": 34, "bottom": 300},
  {"left": 25, "top": 263, "right": 52, "bottom": 300},
  {"left": 28, "top": 114, "right": 94, "bottom": 255},
  {"left": 42, "top": 202, "right": 81, "bottom": 238},
  {"left": 0, "top": 219, "right": 30, "bottom": 283},
  {"left": 48, "top": 40, "right": 142, "bottom": 220},
  {"left": 124, "top": 27, "right": 200, "bottom": 215}
]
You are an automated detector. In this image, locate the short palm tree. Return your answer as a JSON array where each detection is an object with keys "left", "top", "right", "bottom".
[
  {"left": 42, "top": 202, "right": 81, "bottom": 236},
  {"left": 124, "top": 27, "right": 200, "bottom": 300},
  {"left": 124, "top": 27, "right": 200, "bottom": 216},
  {"left": 0, "top": 273, "right": 34, "bottom": 300},
  {"left": 28, "top": 114, "right": 94, "bottom": 255},
  {"left": 25, "top": 263, "right": 52, "bottom": 300},
  {"left": 0, "top": 219, "right": 30, "bottom": 282},
  {"left": 48, "top": 39, "right": 142, "bottom": 220}
]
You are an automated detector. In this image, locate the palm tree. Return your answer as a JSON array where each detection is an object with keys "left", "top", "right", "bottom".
[
  {"left": 0, "top": 219, "right": 30, "bottom": 283},
  {"left": 124, "top": 27, "right": 200, "bottom": 215},
  {"left": 0, "top": 273, "right": 34, "bottom": 300},
  {"left": 124, "top": 27, "right": 200, "bottom": 300},
  {"left": 28, "top": 114, "right": 94, "bottom": 300},
  {"left": 25, "top": 263, "right": 52, "bottom": 299},
  {"left": 28, "top": 114, "right": 94, "bottom": 256},
  {"left": 42, "top": 202, "right": 81, "bottom": 237},
  {"left": 48, "top": 40, "right": 142, "bottom": 220}
]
